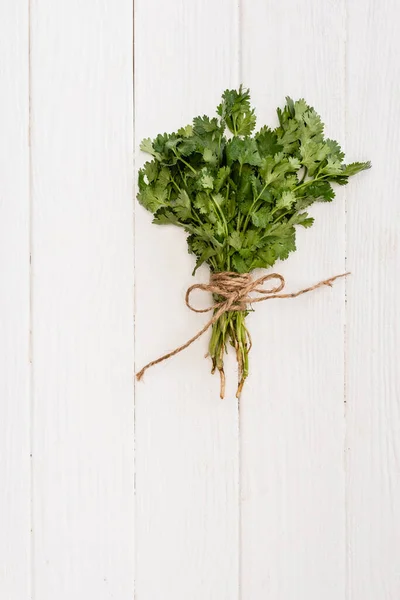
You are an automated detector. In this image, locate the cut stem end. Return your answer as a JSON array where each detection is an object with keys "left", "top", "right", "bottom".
[{"left": 219, "top": 368, "right": 226, "bottom": 399}]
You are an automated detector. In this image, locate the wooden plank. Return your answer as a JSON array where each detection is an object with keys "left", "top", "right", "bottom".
[
  {"left": 240, "top": 2, "right": 346, "bottom": 598},
  {"left": 0, "top": 2, "right": 30, "bottom": 598},
  {"left": 30, "top": 1, "right": 134, "bottom": 597},
  {"left": 346, "top": 1, "right": 400, "bottom": 597},
  {"left": 134, "top": 1, "right": 240, "bottom": 598}
]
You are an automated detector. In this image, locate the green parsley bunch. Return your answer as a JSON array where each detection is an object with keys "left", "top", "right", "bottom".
[{"left": 138, "top": 87, "right": 370, "bottom": 396}]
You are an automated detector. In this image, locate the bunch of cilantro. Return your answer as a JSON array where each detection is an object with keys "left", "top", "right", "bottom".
[{"left": 138, "top": 87, "right": 370, "bottom": 396}]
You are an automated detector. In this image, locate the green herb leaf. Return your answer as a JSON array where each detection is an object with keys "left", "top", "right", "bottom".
[{"left": 139, "top": 89, "right": 370, "bottom": 275}]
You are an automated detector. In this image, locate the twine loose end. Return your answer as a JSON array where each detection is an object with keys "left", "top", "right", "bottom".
[{"left": 136, "top": 369, "right": 145, "bottom": 381}]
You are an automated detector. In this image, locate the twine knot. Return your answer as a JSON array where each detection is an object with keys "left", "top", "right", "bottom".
[
  {"left": 136, "top": 271, "right": 348, "bottom": 383},
  {"left": 186, "top": 271, "right": 285, "bottom": 314}
]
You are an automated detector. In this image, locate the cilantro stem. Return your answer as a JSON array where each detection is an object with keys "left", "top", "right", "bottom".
[
  {"left": 173, "top": 219, "right": 222, "bottom": 250},
  {"left": 209, "top": 256, "right": 218, "bottom": 271},
  {"left": 269, "top": 203, "right": 292, "bottom": 218},
  {"left": 176, "top": 162, "right": 186, "bottom": 183},
  {"left": 210, "top": 193, "right": 229, "bottom": 242},
  {"left": 241, "top": 181, "right": 269, "bottom": 233},
  {"left": 232, "top": 115, "right": 238, "bottom": 136},
  {"left": 173, "top": 149, "right": 197, "bottom": 174},
  {"left": 170, "top": 177, "right": 181, "bottom": 194},
  {"left": 293, "top": 172, "right": 329, "bottom": 193},
  {"left": 218, "top": 133, "right": 222, "bottom": 161},
  {"left": 298, "top": 166, "right": 308, "bottom": 184}
]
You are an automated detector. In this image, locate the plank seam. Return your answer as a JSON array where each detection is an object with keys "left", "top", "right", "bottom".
[
  {"left": 238, "top": 1, "right": 242, "bottom": 599},
  {"left": 133, "top": 0, "right": 137, "bottom": 597},
  {"left": 28, "top": 0, "right": 34, "bottom": 597},
  {"left": 344, "top": 1, "right": 350, "bottom": 599}
]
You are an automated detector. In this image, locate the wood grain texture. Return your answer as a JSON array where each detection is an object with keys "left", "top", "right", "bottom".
[
  {"left": 0, "top": 1, "right": 399, "bottom": 598},
  {"left": 134, "top": 1, "right": 240, "bottom": 598},
  {"left": 240, "top": 2, "right": 347, "bottom": 598},
  {"left": 0, "top": 2, "right": 30, "bottom": 598},
  {"left": 30, "top": 1, "right": 134, "bottom": 598},
  {"left": 346, "top": 1, "right": 400, "bottom": 598}
]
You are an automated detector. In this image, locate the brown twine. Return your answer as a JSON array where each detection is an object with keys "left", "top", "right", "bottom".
[{"left": 136, "top": 271, "right": 349, "bottom": 381}]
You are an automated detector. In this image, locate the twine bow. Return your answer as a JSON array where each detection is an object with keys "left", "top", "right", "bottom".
[{"left": 136, "top": 271, "right": 348, "bottom": 382}]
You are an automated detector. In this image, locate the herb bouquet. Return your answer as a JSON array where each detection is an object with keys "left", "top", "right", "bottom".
[{"left": 137, "top": 88, "right": 369, "bottom": 397}]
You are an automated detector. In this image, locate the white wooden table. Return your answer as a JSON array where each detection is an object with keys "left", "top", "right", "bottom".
[{"left": 1, "top": 0, "right": 399, "bottom": 598}]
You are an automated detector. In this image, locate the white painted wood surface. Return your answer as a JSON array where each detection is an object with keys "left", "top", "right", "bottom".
[
  {"left": 0, "top": 1, "right": 399, "bottom": 599},
  {"left": 346, "top": 2, "right": 400, "bottom": 598},
  {"left": 0, "top": 2, "right": 30, "bottom": 598},
  {"left": 29, "top": 1, "right": 134, "bottom": 598}
]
